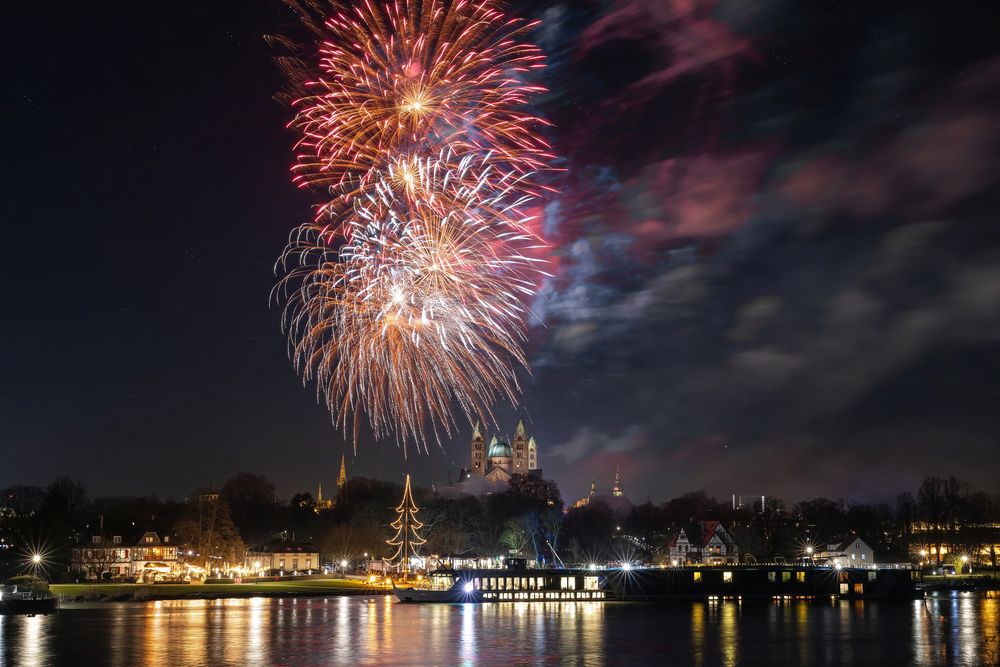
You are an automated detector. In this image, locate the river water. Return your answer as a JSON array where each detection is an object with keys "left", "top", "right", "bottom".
[{"left": 1, "top": 593, "right": 997, "bottom": 666}]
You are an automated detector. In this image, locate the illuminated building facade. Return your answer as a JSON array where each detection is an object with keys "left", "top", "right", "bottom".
[{"left": 466, "top": 420, "right": 539, "bottom": 483}]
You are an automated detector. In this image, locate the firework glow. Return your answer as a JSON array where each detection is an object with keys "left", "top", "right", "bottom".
[
  {"left": 274, "top": 0, "right": 552, "bottom": 452},
  {"left": 279, "top": 0, "right": 553, "bottom": 199}
]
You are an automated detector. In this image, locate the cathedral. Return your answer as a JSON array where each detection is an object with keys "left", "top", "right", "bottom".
[{"left": 464, "top": 419, "right": 540, "bottom": 483}]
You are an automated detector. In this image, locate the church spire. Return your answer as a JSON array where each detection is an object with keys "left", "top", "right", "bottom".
[
  {"left": 514, "top": 419, "right": 526, "bottom": 438},
  {"left": 337, "top": 454, "right": 347, "bottom": 488},
  {"left": 589, "top": 476, "right": 597, "bottom": 500},
  {"left": 612, "top": 466, "right": 624, "bottom": 498},
  {"left": 472, "top": 420, "right": 482, "bottom": 440},
  {"left": 317, "top": 482, "right": 323, "bottom": 504}
]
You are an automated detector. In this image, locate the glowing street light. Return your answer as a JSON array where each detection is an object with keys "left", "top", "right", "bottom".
[
  {"left": 622, "top": 562, "right": 632, "bottom": 572},
  {"left": 31, "top": 554, "right": 42, "bottom": 564}
]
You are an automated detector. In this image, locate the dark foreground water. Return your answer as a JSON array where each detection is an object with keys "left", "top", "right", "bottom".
[{"left": 1, "top": 593, "right": 997, "bottom": 666}]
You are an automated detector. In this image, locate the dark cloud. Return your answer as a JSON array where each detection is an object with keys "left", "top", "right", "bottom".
[{"left": 526, "top": 0, "right": 1000, "bottom": 503}]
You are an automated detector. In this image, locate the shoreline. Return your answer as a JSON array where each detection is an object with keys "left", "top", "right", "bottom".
[{"left": 51, "top": 580, "right": 391, "bottom": 603}]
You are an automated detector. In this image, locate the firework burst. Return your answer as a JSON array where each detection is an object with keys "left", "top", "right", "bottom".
[
  {"left": 278, "top": 151, "right": 548, "bottom": 450},
  {"left": 275, "top": 0, "right": 553, "bottom": 199},
  {"left": 272, "top": 0, "right": 553, "bottom": 452}
]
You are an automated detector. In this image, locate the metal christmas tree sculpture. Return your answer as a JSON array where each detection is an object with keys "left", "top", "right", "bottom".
[{"left": 387, "top": 474, "right": 426, "bottom": 574}]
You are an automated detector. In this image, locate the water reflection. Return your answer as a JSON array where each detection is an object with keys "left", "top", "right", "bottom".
[
  {"left": 1, "top": 594, "right": 997, "bottom": 665},
  {"left": 18, "top": 614, "right": 51, "bottom": 667}
]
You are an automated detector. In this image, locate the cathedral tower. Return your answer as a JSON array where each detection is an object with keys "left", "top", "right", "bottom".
[
  {"left": 612, "top": 466, "right": 624, "bottom": 498},
  {"left": 512, "top": 420, "right": 528, "bottom": 471},
  {"left": 470, "top": 421, "right": 485, "bottom": 475}
]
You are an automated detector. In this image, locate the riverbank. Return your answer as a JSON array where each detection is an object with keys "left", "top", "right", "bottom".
[
  {"left": 920, "top": 572, "right": 1000, "bottom": 593},
  {"left": 52, "top": 578, "right": 389, "bottom": 602}
]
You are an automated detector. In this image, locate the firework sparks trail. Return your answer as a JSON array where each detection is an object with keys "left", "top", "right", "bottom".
[
  {"left": 273, "top": 0, "right": 553, "bottom": 452},
  {"left": 279, "top": 151, "right": 549, "bottom": 450}
]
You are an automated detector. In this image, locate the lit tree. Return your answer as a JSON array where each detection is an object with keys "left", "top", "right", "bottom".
[{"left": 386, "top": 475, "right": 425, "bottom": 574}]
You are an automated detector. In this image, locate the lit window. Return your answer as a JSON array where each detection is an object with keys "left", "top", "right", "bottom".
[
  {"left": 693, "top": 572, "right": 702, "bottom": 583},
  {"left": 853, "top": 583, "right": 864, "bottom": 594},
  {"left": 868, "top": 571, "right": 877, "bottom": 582},
  {"left": 113, "top": 536, "right": 121, "bottom": 544},
  {"left": 840, "top": 583, "right": 849, "bottom": 594},
  {"left": 767, "top": 572, "right": 776, "bottom": 582},
  {"left": 796, "top": 571, "right": 805, "bottom": 582},
  {"left": 782, "top": 572, "right": 791, "bottom": 582},
  {"left": 723, "top": 571, "right": 733, "bottom": 583}
]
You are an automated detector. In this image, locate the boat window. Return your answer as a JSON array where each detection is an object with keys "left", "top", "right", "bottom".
[
  {"left": 796, "top": 571, "right": 805, "bottom": 583},
  {"left": 693, "top": 572, "right": 702, "bottom": 583},
  {"left": 767, "top": 572, "right": 776, "bottom": 582},
  {"left": 723, "top": 571, "right": 733, "bottom": 583},
  {"left": 536, "top": 577, "right": 545, "bottom": 589},
  {"left": 781, "top": 572, "right": 791, "bottom": 582},
  {"left": 584, "top": 576, "right": 599, "bottom": 591}
]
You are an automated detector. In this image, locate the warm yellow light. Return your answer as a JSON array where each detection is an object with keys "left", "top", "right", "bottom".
[{"left": 31, "top": 554, "right": 42, "bottom": 564}]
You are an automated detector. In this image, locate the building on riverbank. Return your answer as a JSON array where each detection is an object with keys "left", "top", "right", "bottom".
[
  {"left": 130, "top": 531, "right": 179, "bottom": 579},
  {"left": 816, "top": 536, "right": 876, "bottom": 567},
  {"left": 69, "top": 527, "right": 130, "bottom": 580},
  {"left": 667, "top": 521, "right": 740, "bottom": 565},
  {"left": 246, "top": 540, "right": 320, "bottom": 576}
]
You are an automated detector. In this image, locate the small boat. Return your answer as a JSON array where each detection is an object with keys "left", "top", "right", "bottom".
[
  {"left": 0, "top": 587, "right": 59, "bottom": 615},
  {"left": 393, "top": 563, "right": 611, "bottom": 604}
]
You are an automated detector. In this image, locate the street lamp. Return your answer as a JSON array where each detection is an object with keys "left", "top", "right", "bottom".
[{"left": 31, "top": 554, "right": 41, "bottom": 564}]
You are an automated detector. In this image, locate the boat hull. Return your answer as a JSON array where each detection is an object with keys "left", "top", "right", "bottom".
[
  {"left": 1, "top": 597, "right": 59, "bottom": 615},
  {"left": 394, "top": 587, "right": 468, "bottom": 603}
]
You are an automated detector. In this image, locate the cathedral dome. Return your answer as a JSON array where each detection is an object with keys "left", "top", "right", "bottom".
[{"left": 488, "top": 440, "right": 512, "bottom": 458}]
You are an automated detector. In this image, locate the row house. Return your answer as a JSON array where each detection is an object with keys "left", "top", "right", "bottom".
[
  {"left": 667, "top": 521, "right": 740, "bottom": 565},
  {"left": 70, "top": 527, "right": 180, "bottom": 580}
]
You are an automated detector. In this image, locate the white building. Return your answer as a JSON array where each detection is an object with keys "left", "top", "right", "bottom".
[{"left": 817, "top": 536, "right": 875, "bottom": 567}]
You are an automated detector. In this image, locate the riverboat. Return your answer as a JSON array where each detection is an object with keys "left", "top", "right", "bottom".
[
  {"left": 0, "top": 587, "right": 59, "bottom": 615},
  {"left": 393, "top": 563, "right": 920, "bottom": 603},
  {"left": 393, "top": 567, "right": 611, "bottom": 603}
]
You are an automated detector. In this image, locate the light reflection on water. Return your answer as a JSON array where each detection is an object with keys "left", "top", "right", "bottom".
[{"left": 0, "top": 594, "right": 996, "bottom": 666}]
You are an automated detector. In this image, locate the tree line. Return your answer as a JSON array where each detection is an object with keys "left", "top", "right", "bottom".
[{"left": 2, "top": 473, "right": 997, "bottom": 579}]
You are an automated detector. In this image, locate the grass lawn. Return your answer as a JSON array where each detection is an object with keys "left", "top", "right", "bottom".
[
  {"left": 923, "top": 571, "right": 1000, "bottom": 584},
  {"left": 52, "top": 577, "right": 383, "bottom": 601}
]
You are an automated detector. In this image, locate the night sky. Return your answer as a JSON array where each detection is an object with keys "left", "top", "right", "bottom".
[{"left": 4, "top": 1, "right": 1000, "bottom": 504}]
